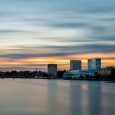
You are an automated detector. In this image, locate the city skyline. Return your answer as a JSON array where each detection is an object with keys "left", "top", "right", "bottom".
[
  {"left": 0, "top": 58, "right": 113, "bottom": 72},
  {"left": 0, "top": 0, "right": 115, "bottom": 71}
]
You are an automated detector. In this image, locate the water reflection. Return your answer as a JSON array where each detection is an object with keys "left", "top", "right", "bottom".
[
  {"left": 46, "top": 80, "right": 112, "bottom": 115},
  {"left": 69, "top": 81, "right": 82, "bottom": 115},
  {"left": 87, "top": 82, "right": 101, "bottom": 115},
  {"left": 0, "top": 80, "right": 114, "bottom": 115},
  {"left": 47, "top": 80, "right": 58, "bottom": 115},
  {"left": 47, "top": 80, "right": 71, "bottom": 115},
  {"left": 69, "top": 81, "right": 101, "bottom": 115}
]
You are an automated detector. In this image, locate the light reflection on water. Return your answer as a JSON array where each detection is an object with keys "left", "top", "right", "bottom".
[{"left": 0, "top": 79, "right": 115, "bottom": 115}]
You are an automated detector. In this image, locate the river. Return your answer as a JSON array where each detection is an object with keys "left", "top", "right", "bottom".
[{"left": 0, "top": 79, "right": 115, "bottom": 115}]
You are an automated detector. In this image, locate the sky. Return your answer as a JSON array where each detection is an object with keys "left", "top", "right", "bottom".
[{"left": 0, "top": 0, "right": 115, "bottom": 71}]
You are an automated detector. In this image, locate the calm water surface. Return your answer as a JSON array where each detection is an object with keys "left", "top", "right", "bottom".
[{"left": 0, "top": 79, "right": 115, "bottom": 115}]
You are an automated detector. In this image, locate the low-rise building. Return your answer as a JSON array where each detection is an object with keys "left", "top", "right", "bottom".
[
  {"left": 63, "top": 70, "right": 95, "bottom": 79},
  {"left": 97, "top": 66, "right": 114, "bottom": 76}
]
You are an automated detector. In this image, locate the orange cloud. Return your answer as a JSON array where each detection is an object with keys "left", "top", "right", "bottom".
[{"left": 0, "top": 52, "right": 114, "bottom": 71}]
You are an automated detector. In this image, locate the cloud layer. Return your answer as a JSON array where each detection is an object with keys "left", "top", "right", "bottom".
[{"left": 0, "top": 0, "right": 115, "bottom": 70}]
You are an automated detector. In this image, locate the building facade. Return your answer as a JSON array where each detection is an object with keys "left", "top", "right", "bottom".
[
  {"left": 48, "top": 64, "right": 57, "bottom": 78},
  {"left": 88, "top": 58, "right": 101, "bottom": 70},
  {"left": 97, "top": 66, "right": 114, "bottom": 76},
  {"left": 70, "top": 60, "right": 82, "bottom": 70},
  {"left": 63, "top": 70, "right": 95, "bottom": 79}
]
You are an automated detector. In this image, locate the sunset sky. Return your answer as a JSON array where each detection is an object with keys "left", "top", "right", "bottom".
[{"left": 0, "top": 0, "right": 115, "bottom": 71}]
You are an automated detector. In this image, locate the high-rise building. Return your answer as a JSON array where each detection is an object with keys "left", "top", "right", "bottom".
[
  {"left": 48, "top": 64, "right": 57, "bottom": 78},
  {"left": 70, "top": 60, "right": 82, "bottom": 70},
  {"left": 88, "top": 58, "right": 101, "bottom": 70}
]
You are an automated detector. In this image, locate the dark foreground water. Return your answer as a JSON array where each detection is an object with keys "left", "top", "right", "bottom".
[{"left": 0, "top": 79, "right": 115, "bottom": 115}]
